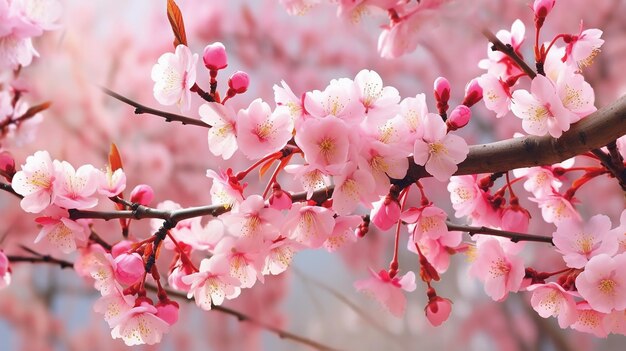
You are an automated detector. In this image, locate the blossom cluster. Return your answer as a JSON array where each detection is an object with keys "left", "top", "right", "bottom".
[{"left": 0, "top": 0, "right": 61, "bottom": 69}]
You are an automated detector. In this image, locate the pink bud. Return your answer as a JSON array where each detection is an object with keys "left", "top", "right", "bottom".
[
  {"left": 202, "top": 42, "right": 228, "bottom": 71},
  {"left": 533, "top": 0, "right": 555, "bottom": 18},
  {"left": 269, "top": 184, "right": 292, "bottom": 210},
  {"left": 111, "top": 240, "right": 133, "bottom": 258},
  {"left": 461, "top": 78, "right": 483, "bottom": 107},
  {"left": 156, "top": 300, "right": 180, "bottom": 325},
  {"left": 0, "top": 151, "right": 15, "bottom": 180},
  {"left": 228, "top": 71, "right": 250, "bottom": 94},
  {"left": 425, "top": 296, "right": 452, "bottom": 327},
  {"left": 433, "top": 77, "right": 451, "bottom": 104},
  {"left": 500, "top": 205, "right": 531, "bottom": 233},
  {"left": 0, "top": 250, "right": 9, "bottom": 277},
  {"left": 370, "top": 197, "right": 401, "bottom": 231},
  {"left": 130, "top": 184, "right": 154, "bottom": 206},
  {"left": 114, "top": 253, "right": 144, "bottom": 285},
  {"left": 168, "top": 266, "right": 192, "bottom": 292},
  {"left": 446, "top": 105, "right": 471, "bottom": 131}
]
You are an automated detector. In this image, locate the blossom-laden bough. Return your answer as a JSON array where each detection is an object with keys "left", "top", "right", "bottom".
[{"left": 1, "top": 0, "right": 626, "bottom": 349}]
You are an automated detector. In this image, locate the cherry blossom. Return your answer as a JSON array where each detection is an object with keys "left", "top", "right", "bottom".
[
  {"left": 52, "top": 160, "right": 99, "bottom": 209},
  {"left": 402, "top": 205, "right": 449, "bottom": 241},
  {"left": 479, "top": 19, "right": 525, "bottom": 80},
  {"left": 235, "top": 98, "right": 293, "bottom": 160},
  {"left": 151, "top": 44, "right": 198, "bottom": 111},
  {"left": 425, "top": 296, "right": 453, "bottom": 327},
  {"left": 469, "top": 238, "right": 525, "bottom": 301},
  {"left": 413, "top": 113, "right": 468, "bottom": 181},
  {"left": 527, "top": 282, "right": 578, "bottom": 328},
  {"left": 220, "top": 194, "right": 282, "bottom": 241},
  {"left": 110, "top": 300, "right": 170, "bottom": 346},
  {"left": 552, "top": 215, "right": 617, "bottom": 268},
  {"left": 353, "top": 69, "right": 400, "bottom": 122},
  {"left": 93, "top": 288, "right": 136, "bottom": 327},
  {"left": 477, "top": 73, "right": 512, "bottom": 118},
  {"left": 564, "top": 23, "right": 604, "bottom": 68},
  {"left": 575, "top": 253, "right": 626, "bottom": 313},
  {"left": 370, "top": 195, "right": 401, "bottom": 231},
  {"left": 531, "top": 193, "right": 580, "bottom": 225},
  {"left": 11, "top": 150, "right": 55, "bottom": 213},
  {"left": 34, "top": 207, "right": 90, "bottom": 254},
  {"left": 331, "top": 162, "right": 377, "bottom": 216},
  {"left": 199, "top": 102, "right": 238, "bottom": 160},
  {"left": 283, "top": 203, "right": 335, "bottom": 248},
  {"left": 294, "top": 116, "right": 352, "bottom": 174},
  {"left": 182, "top": 256, "right": 241, "bottom": 311},
  {"left": 354, "top": 269, "right": 416, "bottom": 317},
  {"left": 511, "top": 74, "right": 577, "bottom": 138},
  {"left": 570, "top": 302, "right": 609, "bottom": 337},
  {"left": 303, "top": 78, "right": 362, "bottom": 123},
  {"left": 212, "top": 237, "right": 266, "bottom": 288},
  {"left": 97, "top": 167, "right": 126, "bottom": 197}
]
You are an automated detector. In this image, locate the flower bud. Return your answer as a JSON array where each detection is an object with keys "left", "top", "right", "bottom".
[
  {"left": 202, "top": 42, "right": 228, "bottom": 71},
  {"left": 434, "top": 77, "right": 450, "bottom": 104},
  {"left": 114, "top": 252, "right": 144, "bottom": 285},
  {"left": 461, "top": 78, "right": 483, "bottom": 107},
  {"left": 446, "top": 105, "right": 471, "bottom": 131},
  {"left": 0, "top": 151, "right": 16, "bottom": 181},
  {"left": 228, "top": 71, "right": 250, "bottom": 94},
  {"left": 269, "top": 183, "right": 292, "bottom": 210},
  {"left": 533, "top": 0, "right": 555, "bottom": 18},
  {"left": 425, "top": 296, "right": 452, "bottom": 327},
  {"left": 111, "top": 240, "right": 133, "bottom": 258},
  {"left": 370, "top": 196, "right": 401, "bottom": 231},
  {"left": 130, "top": 184, "right": 154, "bottom": 206},
  {"left": 156, "top": 300, "right": 180, "bottom": 325}
]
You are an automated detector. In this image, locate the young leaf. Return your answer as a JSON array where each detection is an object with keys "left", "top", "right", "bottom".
[
  {"left": 108, "top": 143, "right": 124, "bottom": 171},
  {"left": 167, "top": 0, "right": 188, "bottom": 47}
]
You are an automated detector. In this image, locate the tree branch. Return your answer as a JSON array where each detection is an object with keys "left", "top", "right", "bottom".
[
  {"left": 446, "top": 221, "right": 554, "bottom": 244},
  {"left": 101, "top": 87, "right": 211, "bottom": 128}
]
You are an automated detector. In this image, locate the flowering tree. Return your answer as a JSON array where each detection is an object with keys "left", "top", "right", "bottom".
[{"left": 1, "top": 0, "right": 626, "bottom": 349}]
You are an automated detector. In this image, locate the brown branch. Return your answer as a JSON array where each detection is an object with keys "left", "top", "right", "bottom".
[
  {"left": 101, "top": 87, "right": 211, "bottom": 128},
  {"left": 0, "top": 182, "right": 22, "bottom": 198},
  {"left": 481, "top": 28, "right": 537, "bottom": 78},
  {"left": 591, "top": 148, "right": 626, "bottom": 192},
  {"left": 446, "top": 221, "right": 554, "bottom": 244}
]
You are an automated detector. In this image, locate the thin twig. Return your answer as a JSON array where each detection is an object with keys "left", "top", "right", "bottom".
[
  {"left": 446, "top": 221, "right": 553, "bottom": 244},
  {"left": 101, "top": 87, "right": 211, "bottom": 128},
  {"left": 591, "top": 148, "right": 626, "bottom": 192},
  {"left": 481, "top": 28, "right": 537, "bottom": 78}
]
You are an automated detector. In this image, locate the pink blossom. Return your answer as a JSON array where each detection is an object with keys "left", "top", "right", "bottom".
[
  {"left": 294, "top": 117, "right": 352, "bottom": 174},
  {"left": 0, "top": 250, "right": 11, "bottom": 289},
  {"left": 199, "top": 102, "right": 238, "bottom": 160},
  {"left": 186, "top": 219, "right": 224, "bottom": 252},
  {"left": 410, "top": 230, "right": 462, "bottom": 274},
  {"left": 575, "top": 253, "right": 626, "bottom": 313},
  {"left": 34, "top": 207, "right": 90, "bottom": 254},
  {"left": 0, "top": 34, "right": 38, "bottom": 69},
  {"left": 323, "top": 215, "right": 361, "bottom": 252},
  {"left": 263, "top": 238, "right": 300, "bottom": 275},
  {"left": 151, "top": 44, "right": 198, "bottom": 111},
  {"left": 303, "top": 78, "right": 363, "bottom": 123},
  {"left": 564, "top": 24, "right": 604, "bottom": 68},
  {"left": 527, "top": 282, "right": 578, "bottom": 328},
  {"left": 11, "top": 150, "right": 55, "bottom": 213},
  {"left": 273, "top": 80, "right": 304, "bottom": 123},
  {"left": 500, "top": 205, "right": 530, "bottom": 233},
  {"left": 202, "top": 42, "right": 227, "bottom": 70},
  {"left": 236, "top": 98, "right": 293, "bottom": 160},
  {"left": 531, "top": 193, "right": 580, "bottom": 224},
  {"left": 370, "top": 195, "right": 401, "bottom": 231},
  {"left": 212, "top": 237, "right": 266, "bottom": 288},
  {"left": 513, "top": 164, "right": 567, "bottom": 198},
  {"left": 353, "top": 69, "right": 400, "bottom": 123},
  {"left": 110, "top": 301, "right": 170, "bottom": 346},
  {"left": 93, "top": 288, "right": 135, "bottom": 327},
  {"left": 182, "top": 256, "right": 242, "bottom": 311},
  {"left": 129, "top": 184, "right": 154, "bottom": 206},
  {"left": 425, "top": 296, "right": 453, "bottom": 327},
  {"left": 469, "top": 238, "right": 525, "bottom": 301},
  {"left": 220, "top": 194, "right": 282, "bottom": 241},
  {"left": 268, "top": 184, "right": 292, "bottom": 210},
  {"left": 610, "top": 209, "right": 626, "bottom": 254},
  {"left": 11, "top": 0, "right": 62, "bottom": 31},
  {"left": 398, "top": 94, "right": 427, "bottom": 142},
  {"left": 97, "top": 167, "right": 126, "bottom": 197},
  {"left": 479, "top": 19, "right": 525, "bottom": 80},
  {"left": 554, "top": 66, "right": 596, "bottom": 122},
  {"left": 354, "top": 269, "right": 416, "bottom": 317},
  {"left": 113, "top": 253, "right": 144, "bottom": 286},
  {"left": 283, "top": 203, "right": 335, "bottom": 248},
  {"left": 553, "top": 215, "right": 617, "bottom": 268},
  {"left": 511, "top": 74, "right": 577, "bottom": 138},
  {"left": 283, "top": 163, "right": 329, "bottom": 199},
  {"left": 206, "top": 168, "right": 245, "bottom": 208},
  {"left": 448, "top": 175, "right": 484, "bottom": 218},
  {"left": 413, "top": 113, "right": 469, "bottom": 181},
  {"left": 377, "top": 3, "right": 441, "bottom": 58},
  {"left": 52, "top": 160, "right": 99, "bottom": 209},
  {"left": 570, "top": 302, "right": 609, "bottom": 337},
  {"left": 402, "top": 205, "right": 449, "bottom": 241},
  {"left": 477, "top": 73, "right": 511, "bottom": 118},
  {"left": 279, "top": 0, "right": 320, "bottom": 16},
  {"left": 331, "top": 162, "right": 377, "bottom": 215},
  {"left": 357, "top": 140, "right": 409, "bottom": 194}
]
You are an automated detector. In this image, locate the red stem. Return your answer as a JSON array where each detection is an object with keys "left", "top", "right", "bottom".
[{"left": 388, "top": 188, "right": 410, "bottom": 278}]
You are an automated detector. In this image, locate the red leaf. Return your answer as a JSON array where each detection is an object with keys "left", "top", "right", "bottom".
[
  {"left": 259, "top": 159, "right": 276, "bottom": 179},
  {"left": 108, "top": 143, "right": 124, "bottom": 171},
  {"left": 167, "top": 0, "right": 187, "bottom": 47}
]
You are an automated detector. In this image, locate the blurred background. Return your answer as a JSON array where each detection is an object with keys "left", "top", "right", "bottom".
[{"left": 1, "top": 0, "right": 626, "bottom": 350}]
